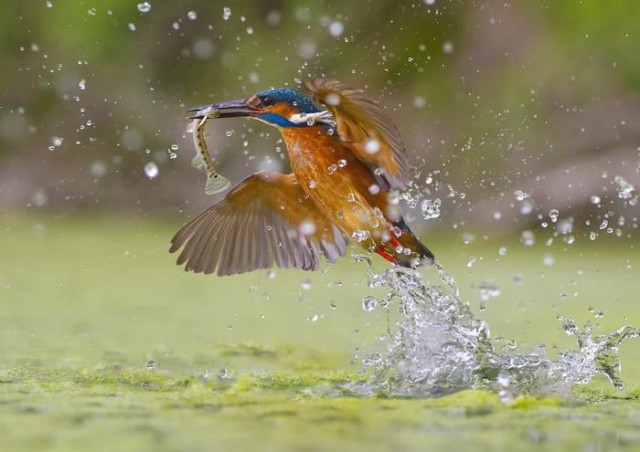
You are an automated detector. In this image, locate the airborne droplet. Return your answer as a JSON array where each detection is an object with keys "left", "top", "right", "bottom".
[
  {"left": 421, "top": 198, "right": 441, "bottom": 220},
  {"left": 137, "top": 2, "right": 151, "bottom": 13},
  {"left": 144, "top": 162, "right": 158, "bottom": 179},
  {"left": 362, "top": 296, "right": 377, "bottom": 312},
  {"left": 352, "top": 230, "right": 371, "bottom": 243}
]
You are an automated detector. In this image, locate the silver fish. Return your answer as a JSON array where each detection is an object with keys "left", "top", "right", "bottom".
[{"left": 189, "top": 107, "right": 231, "bottom": 195}]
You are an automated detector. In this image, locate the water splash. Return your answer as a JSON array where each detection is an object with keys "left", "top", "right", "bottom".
[{"left": 358, "top": 265, "right": 639, "bottom": 397}]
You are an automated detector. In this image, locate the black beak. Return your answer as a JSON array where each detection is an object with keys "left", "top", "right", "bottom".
[{"left": 186, "top": 99, "right": 255, "bottom": 120}]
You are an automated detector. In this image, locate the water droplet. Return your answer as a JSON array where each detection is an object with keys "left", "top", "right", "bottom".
[
  {"left": 521, "top": 230, "right": 535, "bottom": 246},
  {"left": 549, "top": 209, "right": 559, "bottom": 223},
  {"left": 90, "top": 161, "right": 107, "bottom": 177},
  {"left": 327, "top": 163, "right": 338, "bottom": 175},
  {"left": 590, "top": 195, "right": 601, "bottom": 204},
  {"left": 352, "top": 230, "right": 371, "bottom": 243},
  {"left": 31, "top": 188, "right": 48, "bottom": 207},
  {"left": 513, "top": 190, "right": 529, "bottom": 201},
  {"left": 193, "top": 38, "right": 216, "bottom": 59},
  {"left": 519, "top": 200, "right": 534, "bottom": 215},
  {"left": 479, "top": 280, "right": 500, "bottom": 303},
  {"left": 222, "top": 7, "right": 232, "bottom": 20},
  {"left": 421, "top": 198, "right": 441, "bottom": 219},
  {"left": 337, "top": 159, "right": 347, "bottom": 168},
  {"left": 145, "top": 360, "right": 155, "bottom": 370},
  {"left": 298, "top": 221, "right": 316, "bottom": 235},
  {"left": 557, "top": 217, "right": 574, "bottom": 235},
  {"left": 329, "top": 21, "right": 344, "bottom": 37},
  {"left": 137, "top": 2, "right": 151, "bottom": 13},
  {"left": 364, "top": 138, "right": 380, "bottom": 154},
  {"left": 543, "top": 254, "right": 554, "bottom": 266},
  {"left": 362, "top": 296, "right": 377, "bottom": 312},
  {"left": 144, "top": 162, "right": 158, "bottom": 179},
  {"left": 613, "top": 175, "right": 635, "bottom": 199},
  {"left": 187, "top": 10, "right": 197, "bottom": 20},
  {"left": 78, "top": 79, "right": 86, "bottom": 90},
  {"left": 324, "top": 92, "right": 341, "bottom": 106},
  {"left": 301, "top": 279, "right": 312, "bottom": 290},
  {"left": 266, "top": 10, "right": 281, "bottom": 26},
  {"left": 442, "top": 40, "right": 454, "bottom": 54}
]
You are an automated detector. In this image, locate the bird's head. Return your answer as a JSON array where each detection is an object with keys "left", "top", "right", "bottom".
[{"left": 188, "top": 88, "right": 325, "bottom": 128}]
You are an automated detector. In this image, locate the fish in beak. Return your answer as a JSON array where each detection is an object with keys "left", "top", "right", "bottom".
[{"left": 186, "top": 99, "right": 256, "bottom": 120}]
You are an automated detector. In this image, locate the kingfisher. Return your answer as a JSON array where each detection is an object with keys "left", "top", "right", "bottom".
[{"left": 170, "top": 78, "right": 434, "bottom": 276}]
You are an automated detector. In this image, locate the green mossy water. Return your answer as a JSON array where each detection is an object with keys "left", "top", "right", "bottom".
[
  {"left": 2, "top": 365, "right": 640, "bottom": 451},
  {"left": 1, "top": 215, "right": 639, "bottom": 451}
]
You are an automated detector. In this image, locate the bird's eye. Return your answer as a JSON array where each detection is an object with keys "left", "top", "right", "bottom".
[{"left": 261, "top": 96, "right": 274, "bottom": 106}]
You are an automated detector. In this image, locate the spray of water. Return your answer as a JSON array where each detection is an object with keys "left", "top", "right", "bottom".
[{"left": 355, "top": 262, "right": 639, "bottom": 398}]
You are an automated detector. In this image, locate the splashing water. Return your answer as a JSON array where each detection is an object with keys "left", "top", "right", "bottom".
[{"left": 355, "top": 264, "right": 639, "bottom": 397}]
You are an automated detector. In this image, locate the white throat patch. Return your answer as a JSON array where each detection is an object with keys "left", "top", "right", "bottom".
[{"left": 288, "top": 110, "right": 336, "bottom": 127}]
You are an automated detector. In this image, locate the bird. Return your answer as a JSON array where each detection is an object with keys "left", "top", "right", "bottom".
[{"left": 170, "top": 78, "right": 434, "bottom": 276}]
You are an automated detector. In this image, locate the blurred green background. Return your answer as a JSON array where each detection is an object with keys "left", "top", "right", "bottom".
[
  {"left": 1, "top": 0, "right": 638, "bottom": 233},
  {"left": 0, "top": 0, "right": 639, "bottom": 360}
]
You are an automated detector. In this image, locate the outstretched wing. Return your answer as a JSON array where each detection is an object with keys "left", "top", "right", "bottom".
[
  {"left": 170, "top": 171, "right": 348, "bottom": 276},
  {"left": 303, "top": 78, "right": 411, "bottom": 191}
]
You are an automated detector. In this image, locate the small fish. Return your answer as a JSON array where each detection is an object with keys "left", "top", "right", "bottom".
[{"left": 189, "top": 107, "right": 231, "bottom": 195}]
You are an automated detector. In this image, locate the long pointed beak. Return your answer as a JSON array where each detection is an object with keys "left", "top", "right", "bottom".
[{"left": 186, "top": 99, "right": 255, "bottom": 119}]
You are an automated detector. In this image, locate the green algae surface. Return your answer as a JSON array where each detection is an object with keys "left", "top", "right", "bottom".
[{"left": 1, "top": 215, "right": 639, "bottom": 451}]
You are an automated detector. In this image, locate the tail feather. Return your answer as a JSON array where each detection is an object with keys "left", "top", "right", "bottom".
[{"left": 377, "top": 218, "right": 434, "bottom": 268}]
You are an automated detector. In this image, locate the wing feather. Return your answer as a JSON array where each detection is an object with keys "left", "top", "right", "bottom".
[
  {"left": 170, "top": 171, "right": 348, "bottom": 276},
  {"left": 303, "top": 78, "right": 411, "bottom": 190}
]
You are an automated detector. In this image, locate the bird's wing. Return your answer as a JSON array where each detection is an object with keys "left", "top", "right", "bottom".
[
  {"left": 170, "top": 171, "right": 348, "bottom": 276},
  {"left": 303, "top": 78, "right": 411, "bottom": 191}
]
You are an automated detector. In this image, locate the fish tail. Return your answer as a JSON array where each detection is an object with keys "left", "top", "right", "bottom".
[{"left": 204, "top": 173, "right": 231, "bottom": 195}]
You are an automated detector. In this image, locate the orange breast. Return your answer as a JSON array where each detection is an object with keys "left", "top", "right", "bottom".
[{"left": 281, "top": 127, "right": 394, "bottom": 243}]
